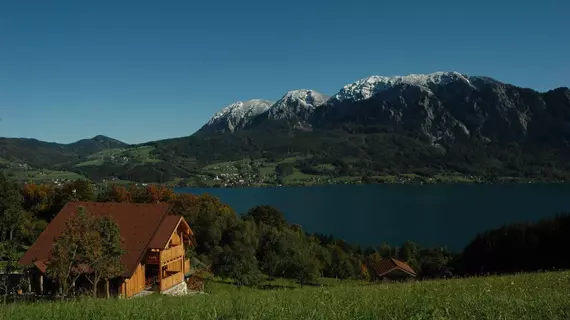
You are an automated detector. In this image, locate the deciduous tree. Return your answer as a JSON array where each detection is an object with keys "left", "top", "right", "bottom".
[
  {"left": 45, "top": 207, "right": 124, "bottom": 298},
  {"left": 46, "top": 207, "right": 98, "bottom": 298},
  {"left": 85, "top": 215, "right": 124, "bottom": 297}
]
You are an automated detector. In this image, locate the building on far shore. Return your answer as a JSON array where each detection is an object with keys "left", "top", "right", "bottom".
[{"left": 18, "top": 202, "right": 194, "bottom": 298}]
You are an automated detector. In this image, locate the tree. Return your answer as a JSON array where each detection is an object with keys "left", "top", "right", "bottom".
[
  {"left": 170, "top": 193, "right": 237, "bottom": 261},
  {"left": 0, "top": 173, "right": 24, "bottom": 242},
  {"left": 131, "top": 184, "right": 175, "bottom": 203},
  {"left": 256, "top": 226, "right": 288, "bottom": 278},
  {"left": 21, "top": 183, "right": 57, "bottom": 221},
  {"left": 0, "top": 206, "right": 26, "bottom": 242},
  {"left": 85, "top": 215, "right": 124, "bottom": 297},
  {"left": 45, "top": 207, "right": 98, "bottom": 298},
  {"left": 245, "top": 205, "right": 287, "bottom": 228},
  {"left": 213, "top": 219, "right": 263, "bottom": 287},
  {"left": 213, "top": 245, "right": 263, "bottom": 288},
  {"left": 266, "top": 228, "right": 322, "bottom": 285},
  {"left": 326, "top": 245, "right": 357, "bottom": 279},
  {"left": 0, "top": 242, "right": 20, "bottom": 304},
  {"left": 377, "top": 243, "right": 397, "bottom": 258},
  {"left": 55, "top": 180, "right": 96, "bottom": 204},
  {"left": 97, "top": 185, "right": 132, "bottom": 203},
  {"left": 287, "top": 237, "right": 322, "bottom": 286},
  {"left": 45, "top": 207, "right": 124, "bottom": 298},
  {"left": 399, "top": 240, "right": 419, "bottom": 271}
]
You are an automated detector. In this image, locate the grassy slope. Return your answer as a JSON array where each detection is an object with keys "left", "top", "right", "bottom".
[
  {"left": 2, "top": 271, "right": 569, "bottom": 320},
  {"left": 1, "top": 163, "right": 86, "bottom": 183},
  {"left": 1, "top": 155, "right": 85, "bottom": 182},
  {"left": 74, "top": 146, "right": 161, "bottom": 168}
]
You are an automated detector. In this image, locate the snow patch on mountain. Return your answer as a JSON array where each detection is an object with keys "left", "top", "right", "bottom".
[
  {"left": 329, "top": 71, "right": 473, "bottom": 104},
  {"left": 205, "top": 99, "right": 274, "bottom": 132},
  {"left": 267, "top": 89, "right": 329, "bottom": 120}
]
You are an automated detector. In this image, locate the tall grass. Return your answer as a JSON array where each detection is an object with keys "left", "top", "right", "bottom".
[{"left": 2, "top": 271, "right": 569, "bottom": 320}]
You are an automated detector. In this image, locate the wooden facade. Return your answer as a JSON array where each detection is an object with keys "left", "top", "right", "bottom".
[
  {"left": 120, "top": 217, "right": 192, "bottom": 298},
  {"left": 122, "top": 263, "right": 146, "bottom": 298}
]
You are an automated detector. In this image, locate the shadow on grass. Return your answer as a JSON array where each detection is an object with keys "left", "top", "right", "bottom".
[{"left": 208, "top": 278, "right": 327, "bottom": 291}]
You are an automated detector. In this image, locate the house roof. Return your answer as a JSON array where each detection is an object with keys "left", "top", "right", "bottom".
[
  {"left": 366, "top": 258, "right": 416, "bottom": 278},
  {"left": 18, "top": 201, "right": 188, "bottom": 278},
  {"left": 147, "top": 215, "right": 182, "bottom": 249}
]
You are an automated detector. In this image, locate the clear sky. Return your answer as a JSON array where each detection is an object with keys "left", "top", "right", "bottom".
[{"left": 1, "top": 0, "right": 569, "bottom": 144}]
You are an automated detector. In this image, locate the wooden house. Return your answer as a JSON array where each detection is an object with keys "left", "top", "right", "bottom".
[
  {"left": 18, "top": 202, "right": 194, "bottom": 298},
  {"left": 364, "top": 257, "right": 416, "bottom": 281}
]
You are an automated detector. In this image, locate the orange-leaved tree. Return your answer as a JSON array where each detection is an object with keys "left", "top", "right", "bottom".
[{"left": 97, "top": 184, "right": 132, "bottom": 203}]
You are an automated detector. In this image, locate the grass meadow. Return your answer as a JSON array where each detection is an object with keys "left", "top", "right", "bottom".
[{"left": 1, "top": 271, "right": 569, "bottom": 320}]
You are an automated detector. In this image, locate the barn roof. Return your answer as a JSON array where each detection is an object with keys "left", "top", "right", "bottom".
[
  {"left": 18, "top": 202, "right": 188, "bottom": 278},
  {"left": 366, "top": 258, "right": 416, "bottom": 278}
]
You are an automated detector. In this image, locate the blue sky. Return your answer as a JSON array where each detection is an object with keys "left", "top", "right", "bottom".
[{"left": 1, "top": 0, "right": 569, "bottom": 144}]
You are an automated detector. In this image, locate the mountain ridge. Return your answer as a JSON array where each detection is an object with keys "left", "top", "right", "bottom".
[
  {"left": 0, "top": 135, "right": 128, "bottom": 169},
  {"left": 2, "top": 71, "right": 570, "bottom": 185}
]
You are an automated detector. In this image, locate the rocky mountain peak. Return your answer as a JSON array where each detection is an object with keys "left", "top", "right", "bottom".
[
  {"left": 267, "top": 89, "right": 329, "bottom": 120},
  {"left": 202, "top": 99, "right": 274, "bottom": 133},
  {"left": 329, "top": 71, "right": 473, "bottom": 104}
]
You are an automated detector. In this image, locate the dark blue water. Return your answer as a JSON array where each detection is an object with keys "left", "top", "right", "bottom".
[{"left": 176, "top": 184, "right": 570, "bottom": 251}]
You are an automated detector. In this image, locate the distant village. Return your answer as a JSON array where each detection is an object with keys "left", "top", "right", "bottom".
[{"left": 1, "top": 155, "right": 547, "bottom": 189}]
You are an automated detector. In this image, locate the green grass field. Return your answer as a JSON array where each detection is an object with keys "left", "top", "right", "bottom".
[
  {"left": 2, "top": 271, "right": 569, "bottom": 319},
  {"left": 74, "top": 159, "right": 105, "bottom": 167},
  {"left": 2, "top": 169, "right": 86, "bottom": 183},
  {"left": 74, "top": 146, "right": 161, "bottom": 168}
]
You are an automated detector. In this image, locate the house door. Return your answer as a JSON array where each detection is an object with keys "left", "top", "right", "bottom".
[{"left": 144, "top": 264, "right": 159, "bottom": 290}]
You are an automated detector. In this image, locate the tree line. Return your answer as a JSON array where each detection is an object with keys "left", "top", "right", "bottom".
[{"left": 1, "top": 173, "right": 569, "bottom": 297}]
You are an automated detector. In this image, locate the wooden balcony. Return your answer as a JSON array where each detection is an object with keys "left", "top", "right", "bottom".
[
  {"left": 160, "top": 271, "right": 184, "bottom": 292},
  {"left": 146, "top": 245, "right": 184, "bottom": 265},
  {"left": 160, "top": 245, "right": 184, "bottom": 265}
]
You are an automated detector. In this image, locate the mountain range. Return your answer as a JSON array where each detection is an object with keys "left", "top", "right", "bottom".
[{"left": 2, "top": 71, "right": 570, "bottom": 185}]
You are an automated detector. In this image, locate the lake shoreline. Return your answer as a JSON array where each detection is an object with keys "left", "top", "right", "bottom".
[{"left": 175, "top": 177, "right": 570, "bottom": 189}]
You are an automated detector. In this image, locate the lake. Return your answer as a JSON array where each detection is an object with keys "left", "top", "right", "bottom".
[{"left": 176, "top": 183, "right": 570, "bottom": 252}]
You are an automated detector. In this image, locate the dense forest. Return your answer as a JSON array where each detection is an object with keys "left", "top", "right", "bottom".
[{"left": 1, "top": 173, "right": 569, "bottom": 293}]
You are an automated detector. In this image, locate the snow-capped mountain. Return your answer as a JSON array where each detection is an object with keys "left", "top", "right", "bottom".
[
  {"left": 199, "top": 90, "right": 329, "bottom": 134},
  {"left": 196, "top": 71, "right": 570, "bottom": 147},
  {"left": 199, "top": 99, "right": 274, "bottom": 134},
  {"left": 328, "top": 71, "right": 473, "bottom": 104},
  {"left": 319, "top": 71, "right": 570, "bottom": 145},
  {"left": 267, "top": 89, "right": 329, "bottom": 121}
]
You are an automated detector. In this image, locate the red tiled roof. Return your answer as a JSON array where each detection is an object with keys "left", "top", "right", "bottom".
[
  {"left": 19, "top": 202, "right": 173, "bottom": 277},
  {"left": 366, "top": 258, "right": 416, "bottom": 278},
  {"left": 391, "top": 258, "right": 416, "bottom": 275},
  {"left": 148, "top": 215, "right": 181, "bottom": 249}
]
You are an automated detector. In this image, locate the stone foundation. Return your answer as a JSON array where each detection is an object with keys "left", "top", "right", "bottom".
[{"left": 161, "top": 281, "right": 188, "bottom": 296}]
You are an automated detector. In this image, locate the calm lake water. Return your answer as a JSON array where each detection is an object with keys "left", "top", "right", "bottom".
[{"left": 176, "top": 184, "right": 570, "bottom": 252}]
